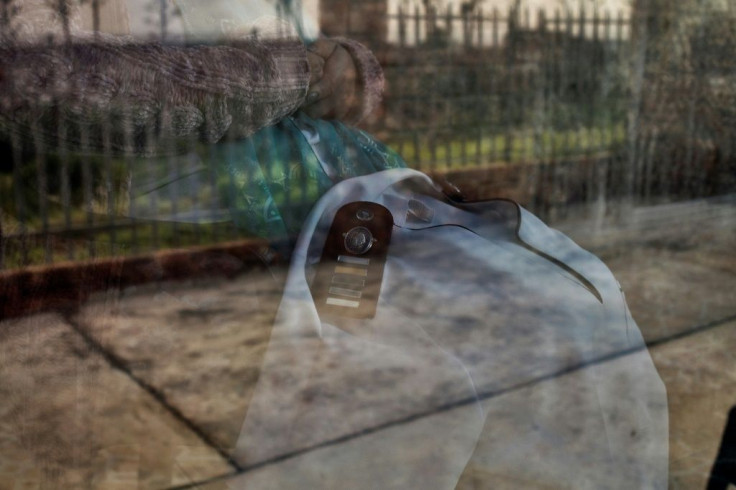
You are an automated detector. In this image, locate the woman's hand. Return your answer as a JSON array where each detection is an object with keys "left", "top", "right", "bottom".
[{"left": 302, "top": 39, "right": 361, "bottom": 123}]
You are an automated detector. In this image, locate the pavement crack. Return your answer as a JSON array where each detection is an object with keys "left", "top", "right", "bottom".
[
  {"left": 165, "top": 471, "right": 238, "bottom": 490},
  {"left": 61, "top": 309, "right": 736, "bottom": 488},
  {"left": 61, "top": 311, "right": 244, "bottom": 475},
  {"left": 193, "top": 313, "right": 736, "bottom": 481},
  {"left": 645, "top": 313, "right": 736, "bottom": 349}
]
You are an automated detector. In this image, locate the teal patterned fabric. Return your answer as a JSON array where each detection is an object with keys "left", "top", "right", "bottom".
[
  {"left": 166, "top": 1, "right": 406, "bottom": 241},
  {"left": 216, "top": 112, "right": 406, "bottom": 240}
]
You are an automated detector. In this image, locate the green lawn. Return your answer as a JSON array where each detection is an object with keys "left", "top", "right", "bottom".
[{"left": 388, "top": 124, "right": 626, "bottom": 171}]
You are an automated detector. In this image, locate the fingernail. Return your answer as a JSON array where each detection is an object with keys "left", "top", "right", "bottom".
[{"left": 307, "top": 91, "right": 320, "bottom": 104}]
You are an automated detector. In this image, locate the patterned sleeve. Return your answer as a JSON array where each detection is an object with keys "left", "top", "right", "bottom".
[{"left": 0, "top": 33, "right": 311, "bottom": 154}]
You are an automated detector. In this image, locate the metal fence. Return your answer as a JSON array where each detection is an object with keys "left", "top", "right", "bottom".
[
  {"left": 369, "top": 6, "right": 631, "bottom": 167},
  {"left": 0, "top": 2, "right": 734, "bottom": 272}
]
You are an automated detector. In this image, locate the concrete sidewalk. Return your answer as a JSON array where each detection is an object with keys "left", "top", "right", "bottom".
[{"left": 1, "top": 196, "right": 734, "bottom": 489}]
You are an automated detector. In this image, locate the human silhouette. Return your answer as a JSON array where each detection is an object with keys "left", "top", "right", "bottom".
[{"left": 707, "top": 405, "right": 736, "bottom": 489}]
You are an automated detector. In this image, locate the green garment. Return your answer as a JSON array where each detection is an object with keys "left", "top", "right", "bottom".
[
  {"left": 218, "top": 112, "right": 406, "bottom": 240},
  {"left": 130, "top": 112, "right": 406, "bottom": 241}
]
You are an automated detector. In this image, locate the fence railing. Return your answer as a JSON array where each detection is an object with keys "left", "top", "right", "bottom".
[
  {"left": 384, "top": 5, "right": 630, "bottom": 48},
  {"left": 364, "top": 6, "right": 631, "bottom": 170},
  {"left": 1, "top": 2, "right": 734, "bottom": 273}
]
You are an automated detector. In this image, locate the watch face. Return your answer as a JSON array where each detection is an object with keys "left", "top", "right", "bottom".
[
  {"left": 310, "top": 202, "right": 394, "bottom": 320},
  {"left": 343, "top": 226, "right": 374, "bottom": 255}
]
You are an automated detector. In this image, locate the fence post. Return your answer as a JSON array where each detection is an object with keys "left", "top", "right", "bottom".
[
  {"left": 491, "top": 7, "right": 497, "bottom": 47},
  {"left": 445, "top": 3, "right": 452, "bottom": 41},
  {"left": 31, "top": 121, "right": 51, "bottom": 264},
  {"left": 80, "top": 125, "right": 97, "bottom": 258},
  {"left": 426, "top": 4, "right": 434, "bottom": 43},
  {"left": 1, "top": 0, "right": 9, "bottom": 40},
  {"left": 11, "top": 132, "right": 28, "bottom": 266},
  {"left": 503, "top": 6, "right": 516, "bottom": 163},
  {"left": 481, "top": 7, "right": 489, "bottom": 165},
  {"left": 398, "top": 6, "right": 405, "bottom": 47},
  {"left": 533, "top": 8, "right": 546, "bottom": 163},
  {"left": 462, "top": 4, "right": 470, "bottom": 48},
  {"left": 627, "top": 1, "right": 648, "bottom": 209},
  {"left": 160, "top": 0, "right": 167, "bottom": 41},
  {"left": 414, "top": 6, "right": 420, "bottom": 46},
  {"left": 91, "top": 0, "right": 100, "bottom": 36},
  {"left": 0, "top": 209, "right": 4, "bottom": 270},
  {"left": 479, "top": 5, "right": 485, "bottom": 47}
]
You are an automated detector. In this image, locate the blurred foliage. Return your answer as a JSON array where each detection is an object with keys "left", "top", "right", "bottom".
[{"left": 635, "top": 1, "right": 736, "bottom": 157}]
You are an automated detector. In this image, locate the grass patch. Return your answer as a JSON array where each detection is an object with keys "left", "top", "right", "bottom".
[{"left": 388, "top": 124, "right": 626, "bottom": 171}]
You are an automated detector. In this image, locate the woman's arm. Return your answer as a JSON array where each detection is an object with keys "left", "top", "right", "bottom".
[
  {"left": 0, "top": 32, "right": 385, "bottom": 156},
  {"left": 0, "top": 33, "right": 311, "bottom": 154}
]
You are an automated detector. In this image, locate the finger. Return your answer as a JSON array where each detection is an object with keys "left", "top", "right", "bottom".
[
  {"left": 322, "top": 49, "right": 358, "bottom": 117},
  {"left": 332, "top": 99, "right": 352, "bottom": 121},
  {"left": 322, "top": 46, "right": 356, "bottom": 83},
  {"left": 306, "top": 49, "right": 353, "bottom": 106},
  {"left": 307, "top": 39, "right": 339, "bottom": 60},
  {"left": 303, "top": 91, "right": 354, "bottom": 121},
  {"left": 343, "top": 92, "right": 365, "bottom": 125},
  {"left": 302, "top": 98, "right": 337, "bottom": 120},
  {"left": 304, "top": 90, "right": 321, "bottom": 106},
  {"left": 326, "top": 77, "right": 356, "bottom": 119},
  {"left": 332, "top": 85, "right": 355, "bottom": 121},
  {"left": 306, "top": 51, "right": 324, "bottom": 86},
  {"left": 303, "top": 78, "right": 334, "bottom": 106}
]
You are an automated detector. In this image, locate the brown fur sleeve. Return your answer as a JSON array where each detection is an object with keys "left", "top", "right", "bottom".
[{"left": 332, "top": 37, "right": 385, "bottom": 123}]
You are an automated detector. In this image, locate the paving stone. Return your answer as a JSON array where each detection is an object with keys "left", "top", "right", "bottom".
[
  {"left": 603, "top": 244, "right": 736, "bottom": 343},
  {"left": 563, "top": 199, "right": 736, "bottom": 343},
  {"left": 649, "top": 320, "right": 736, "bottom": 490},
  {"left": 559, "top": 195, "right": 736, "bottom": 258},
  {"left": 0, "top": 314, "right": 232, "bottom": 489},
  {"left": 72, "top": 268, "right": 288, "bottom": 454},
  {"left": 196, "top": 321, "right": 735, "bottom": 490}
]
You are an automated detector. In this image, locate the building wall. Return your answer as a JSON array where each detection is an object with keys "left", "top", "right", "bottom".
[{"left": 381, "top": 0, "right": 632, "bottom": 46}]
